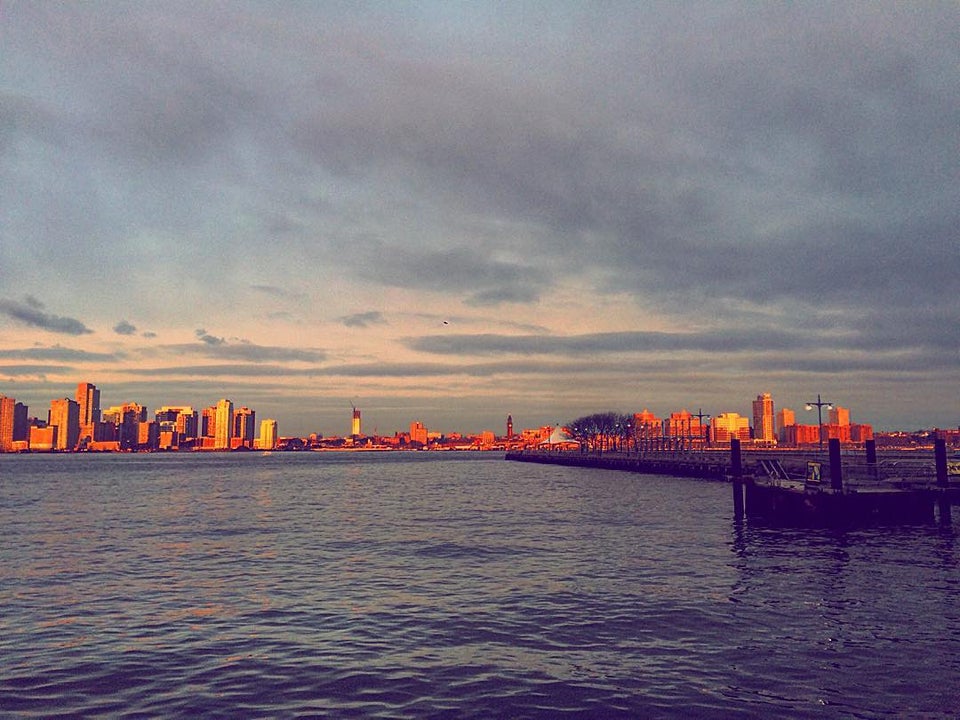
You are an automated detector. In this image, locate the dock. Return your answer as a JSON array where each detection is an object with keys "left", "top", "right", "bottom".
[{"left": 506, "top": 438, "right": 958, "bottom": 525}]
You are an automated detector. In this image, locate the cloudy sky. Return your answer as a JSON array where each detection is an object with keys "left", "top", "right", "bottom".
[{"left": 1, "top": 1, "right": 958, "bottom": 436}]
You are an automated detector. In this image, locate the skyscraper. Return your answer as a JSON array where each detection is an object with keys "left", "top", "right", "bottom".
[
  {"left": 351, "top": 407, "right": 361, "bottom": 437},
  {"left": 234, "top": 406, "right": 256, "bottom": 447},
  {"left": 76, "top": 382, "right": 100, "bottom": 444},
  {"left": 776, "top": 408, "right": 795, "bottom": 443},
  {"left": 49, "top": 398, "right": 81, "bottom": 450},
  {"left": 0, "top": 395, "right": 14, "bottom": 452},
  {"left": 829, "top": 406, "right": 851, "bottom": 426},
  {"left": 214, "top": 399, "right": 234, "bottom": 450},
  {"left": 259, "top": 419, "right": 278, "bottom": 450},
  {"left": 752, "top": 392, "right": 775, "bottom": 444}
]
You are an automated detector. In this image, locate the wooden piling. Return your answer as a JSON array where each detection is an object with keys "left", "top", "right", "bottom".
[
  {"left": 731, "top": 439, "right": 744, "bottom": 519},
  {"left": 828, "top": 438, "right": 843, "bottom": 492},
  {"left": 935, "top": 438, "right": 952, "bottom": 524}
]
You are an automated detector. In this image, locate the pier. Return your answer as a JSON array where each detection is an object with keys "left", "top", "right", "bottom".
[{"left": 506, "top": 438, "right": 959, "bottom": 525}]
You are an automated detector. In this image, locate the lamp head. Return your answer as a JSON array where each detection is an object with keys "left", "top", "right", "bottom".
[{"left": 805, "top": 404, "right": 813, "bottom": 411}]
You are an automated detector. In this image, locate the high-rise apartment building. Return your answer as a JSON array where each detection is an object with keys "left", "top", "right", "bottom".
[
  {"left": 776, "top": 408, "right": 795, "bottom": 442},
  {"left": 752, "top": 392, "right": 776, "bottom": 444},
  {"left": 102, "top": 402, "right": 147, "bottom": 450},
  {"left": 829, "top": 406, "right": 851, "bottom": 426},
  {"left": 234, "top": 406, "right": 256, "bottom": 447},
  {"left": 13, "top": 401, "right": 28, "bottom": 442},
  {"left": 76, "top": 382, "right": 100, "bottom": 444},
  {"left": 410, "top": 421, "right": 428, "bottom": 446},
  {"left": 0, "top": 395, "right": 14, "bottom": 452},
  {"left": 259, "top": 419, "right": 278, "bottom": 450},
  {"left": 49, "top": 398, "right": 81, "bottom": 450},
  {"left": 665, "top": 409, "right": 704, "bottom": 440},
  {"left": 201, "top": 406, "right": 217, "bottom": 438},
  {"left": 712, "top": 412, "right": 752, "bottom": 444},
  {"left": 214, "top": 399, "right": 233, "bottom": 450}
]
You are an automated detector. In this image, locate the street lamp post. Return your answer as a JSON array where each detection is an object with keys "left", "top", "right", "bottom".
[{"left": 805, "top": 393, "right": 833, "bottom": 452}]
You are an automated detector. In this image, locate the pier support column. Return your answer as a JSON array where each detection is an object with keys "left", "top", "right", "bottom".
[
  {"left": 829, "top": 438, "right": 843, "bottom": 492},
  {"left": 731, "top": 439, "right": 744, "bottom": 519},
  {"left": 866, "top": 439, "right": 878, "bottom": 480},
  {"left": 935, "top": 439, "right": 952, "bottom": 524}
]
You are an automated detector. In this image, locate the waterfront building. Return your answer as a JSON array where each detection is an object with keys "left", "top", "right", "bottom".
[
  {"left": 214, "top": 399, "right": 233, "bottom": 450},
  {"left": 29, "top": 424, "right": 56, "bottom": 451},
  {"left": 234, "top": 406, "right": 256, "bottom": 447},
  {"left": 76, "top": 382, "right": 101, "bottom": 445},
  {"left": 711, "top": 412, "right": 751, "bottom": 444},
  {"left": 829, "top": 406, "right": 851, "bottom": 427},
  {"left": 776, "top": 408, "right": 795, "bottom": 443},
  {"left": 49, "top": 398, "right": 80, "bottom": 451},
  {"left": 259, "top": 419, "right": 278, "bottom": 450},
  {"left": 665, "top": 409, "right": 703, "bottom": 442},
  {"left": 752, "top": 392, "right": 776, "bottom": 444},
  {"left": 0, "top": 395, "right": 14, "bottom": 452},
  {"left": 13, "top": 402, "right": 28, "bottom": 442},
  {"left": 138, "top": 420, "right": 159, "bottom": 450},
  {"left": 633, "top": 409, "right": 663, "bottom": 436},
  {"left": 103, "top": 403, "right": 147, "bottom": 450},
  {"left": 351, "top": 407, "right": 362, "bottom": 437},
  {"left": 410, "top": 421, "right": 428, "bottom": 446},
  {"left": 201, "top": 406, "right": 217, "bottom": 438},
  {"left": 156, "top": 406, "right": 198, "bottom": 439},
  {"left": 506, "top": 415, "right": 513, "bottom": 439},
  {"left": 783, "top": 423, "right": 824, "bottom": 446}
]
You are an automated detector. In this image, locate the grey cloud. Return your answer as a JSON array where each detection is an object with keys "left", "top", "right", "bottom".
[
  {"left": 114, "top": 320, "right": 137, "bottom": 335},
  {"left": 0, "top": 346, "right": 116, "bottom": 362},
  {"left": 405, "top": 329, "right": 814, "bottom": 357},
  {"left": 195, "top": 329, "right": 225, "bottom": 346},
  {"left": 340, "top": 311, "right": 387, "bottom": 328},
  {"left": 164, "top": 340, "right": 325, "bottom": 363},
  {"left": 0, "top": 298, "right": 93, "bottom": 335},
  {"left": 251, "top": 284, "right": 304, "bottom": 300},
  {"left": 344, "top": 239, "right": 550, "bottom": 306},
  {"left": 0, "top": 364, "right": 75, "bottom": 376}
]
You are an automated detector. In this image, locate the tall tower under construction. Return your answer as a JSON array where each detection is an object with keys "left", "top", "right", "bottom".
[{"left": 351, "top": 407, "right": 361, "bottom": 436}]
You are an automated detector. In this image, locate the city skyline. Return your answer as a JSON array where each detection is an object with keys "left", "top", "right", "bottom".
[{"left": 2, "top": 3, "right": 958, "bottom": 436}]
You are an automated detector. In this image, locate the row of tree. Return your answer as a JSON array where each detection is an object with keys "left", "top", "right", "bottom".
[{"left": 565, "top": 412, "right": 635, "bottom": 452}]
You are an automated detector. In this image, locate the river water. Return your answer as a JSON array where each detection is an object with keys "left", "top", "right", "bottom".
[{"left": 1, "top": 451, "right": 958, "bottom": 718}]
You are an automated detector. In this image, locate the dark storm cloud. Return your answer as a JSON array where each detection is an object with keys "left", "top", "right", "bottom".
[
  {"left": 113, "top": 320, "right": 137, "bottom": 335},
  {"left": 340, "top": 311, "right": 387, "bottom": 328},
  {"left": 0, "top": 298, "right": 93, "bottom": 335}
]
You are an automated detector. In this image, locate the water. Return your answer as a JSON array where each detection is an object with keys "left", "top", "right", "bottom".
[{"left": 1, "top": 451, "right": 958, "bottom": 718}]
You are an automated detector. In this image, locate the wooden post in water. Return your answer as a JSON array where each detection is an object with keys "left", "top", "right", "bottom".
[
  {"left": 935, "top": 438, "right": 952, "bottom": 524},
  {"left": 866, "top": 439, "right": 878, "bottom": 480},
  {"left": 731, "top": 438, "right": 744, "bottom": 518},
  {"left": 828, "top": 438, "right": 843, "bottom": 492}
]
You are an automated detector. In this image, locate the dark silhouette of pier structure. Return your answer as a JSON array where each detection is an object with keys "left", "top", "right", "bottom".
[{"left": 506, "top": 438, "right": 957, "bottom": 525}]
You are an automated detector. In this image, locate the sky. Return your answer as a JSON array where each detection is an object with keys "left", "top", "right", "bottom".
[{"left": 1, "top": 1, "right": 958, "bottom": 437}]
